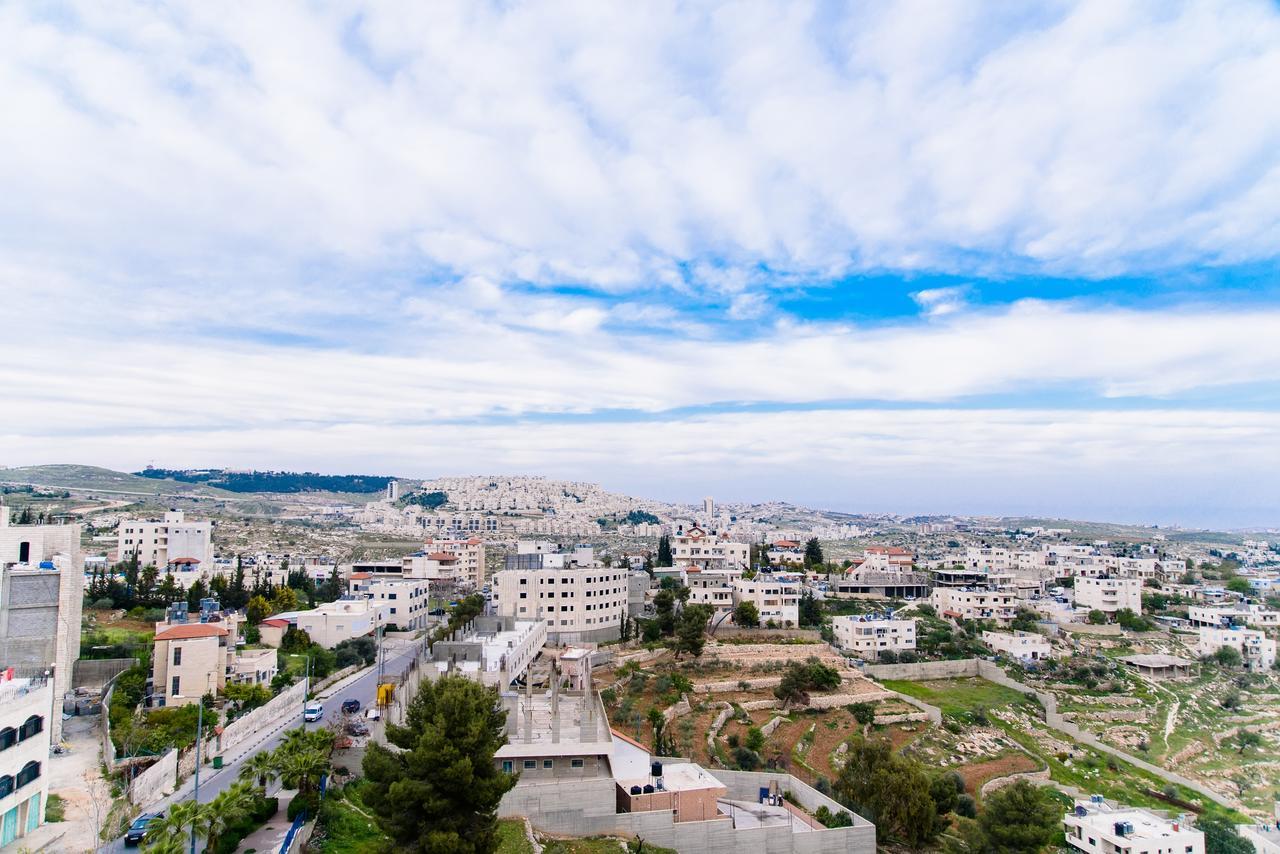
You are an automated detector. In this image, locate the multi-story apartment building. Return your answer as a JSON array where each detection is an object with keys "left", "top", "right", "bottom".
[
  {"left": 828, "top": 570, "right": 930, "bottom": 600},
  {"left": 1196, "top": 626, "right": 1277, "bottom": 672},
  {"left": 930, "top": 585, "right": 1018, "bottom": 624},
  {"left": 856, "top": 547, "right": 914, "bottom": 571},
  {"left": 117, "top": 510, "right": 212, "bottom": 568},
  {"left": 685, "top": 569, "right": 740, "bottom": 619},
  {"left": 1063, "top": 800, "right": 1203, "bottom": 854},
  {"left": 0, "top": 674, "right": 51, "bottom": 848},
  {"left": 1188, "top": 604, "right": 1280, "bottom": 630},
  {"left": 1073, "top": 577, "right": 1142, "bottom": 618},
  {"left": 295, "top": 598, "right": 389, "bottom": 648},
  {"left": 490, "top": 547, "right": 627, "bottom": 644},
  {"left": 832, "top": 615, "right": 916, "bottom": 660},
  {"left": 670, "top": 526, "right": 749, "bottom": 571},
  {"left": 732, "top": 577, "right": 800, "bottom": 626},
  {"left": 348, "top": 575, "right": 431, "bottom": 631},
  {"left": 982, "top": 630, "right": 1052, "bottom": 662},
  {"left": 0, "top": 508, "right": 83, "bottom": 742},
  {"left": 150, "top": 623, "right": 232, "bottom": 706},
  {"left": 419, "top": 537, "right": 486, "bottom": 585}
]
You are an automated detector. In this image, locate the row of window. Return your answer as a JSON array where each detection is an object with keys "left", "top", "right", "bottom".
[
  {"left": 0, "top": 717, "right": 43, "bottom": 752},
  {"left": 0, "top": 761, "right": 40, "bottom": 799},
  {"left": 500, "top": 757, "right": 586, "bottom": 773}
]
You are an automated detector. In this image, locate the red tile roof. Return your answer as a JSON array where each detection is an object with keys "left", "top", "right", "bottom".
[
  {"left": 155, "top": 624, "right": 228, "bottom": 641},
  {"left": 169, "top": 557, "right": 201, "bottom": 565},
  {"left": 260, "top": 619, "right": 290, "bottom": 628},
  {"left": 427, "top": 552, "right": 457, "bottom": 561}
]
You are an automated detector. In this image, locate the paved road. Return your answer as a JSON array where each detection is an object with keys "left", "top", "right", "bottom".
[{"left": 103, "top": 638, "right": 424, "bottom": 852}]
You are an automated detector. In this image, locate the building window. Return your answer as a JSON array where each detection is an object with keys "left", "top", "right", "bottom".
[
  {"left": 16, "top": 761, "right": 39, "bottom": 788},
  {"left": 173, "top": 646, "right": 182, "bottom": 666},
  {"left": 571, "top": 758, "right": 584, "bottom": 768},
  {"left": 523, "top": 760, "right": 536, "bottom": 770},
  {"left": 171, "top": 676, "right": 181, "bottom": 696},
  {"left": 0, "top": 775, "right": 10, "bottom": 798},
  {"left": 502, "top": 760, "right": 513, "bottom": 774},
  {"left": 0, "top": 727, "right": 15, "bottom": 750},
  {"left": 543, "top": 759, "right": 553, "bottom": 769},
  {"left": 18, "top": 716, "right": 42, "bottom": 741}
]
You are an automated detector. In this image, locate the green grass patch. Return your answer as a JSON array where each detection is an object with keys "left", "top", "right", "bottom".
[
  {"left": 496, "top": 819, "right": 534, "bottom": 854},
  {"left": 310, "top": 781, "right": 389, "bottom": 854},
  {"left": 879, "top": 677, "right": 1030, "bottom": 718},
  {"left": 44, "top": 793, "right": 66, "bottom": 822}
]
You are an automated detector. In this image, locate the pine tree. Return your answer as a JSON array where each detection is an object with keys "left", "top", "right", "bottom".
[{"left": 656, "top": 535, "right": 673, "bottom": 567}]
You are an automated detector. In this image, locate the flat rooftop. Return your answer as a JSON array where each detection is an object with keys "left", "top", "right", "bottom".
[
  {"left": 1119, "top": 654, "right": 1194, "bottom": 668},
  {"left": 617, "top": 762, "right": 723, "bottom": 794}
]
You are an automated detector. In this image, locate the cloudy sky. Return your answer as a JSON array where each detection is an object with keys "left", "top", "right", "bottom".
[{"left": 4, "top": 1, "right": 1280, "bottom": 527}]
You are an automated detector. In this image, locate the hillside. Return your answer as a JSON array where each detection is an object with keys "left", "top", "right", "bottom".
[{"left": 0, "top": 464, "right": 239, "bottom": 498}]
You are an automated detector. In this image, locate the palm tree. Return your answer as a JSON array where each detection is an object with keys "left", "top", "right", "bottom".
[
  {"left": 193, "top": 781, "right": 256, "bottom": 854},
  {"left": 238, "top": 749, "right": 279, "bottom": 793},
  {"left": 141, "top": 837, "right": 186, "bottom": 854},
  {"left": 142, "top": 799, "right": 200, "bottom": 849},
  {"left": 281, "top": 748, "right": 329, "bottom": 797}
]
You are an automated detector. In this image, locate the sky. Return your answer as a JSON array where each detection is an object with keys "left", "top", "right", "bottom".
[{"left": 3, "top": 1, "right": 1280, "bottom": 528}]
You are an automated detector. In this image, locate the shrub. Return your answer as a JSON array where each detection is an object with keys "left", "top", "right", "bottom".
[
  {"left": 955, "top": 794, "right": 977, "bottom": 818},
  {"left": 288, "top": 791, "right": 319, "bottom": 821}
]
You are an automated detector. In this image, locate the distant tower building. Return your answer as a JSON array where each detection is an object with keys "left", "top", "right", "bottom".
[
  {"left": 703, "top": 496, "right": 714, "bottom": 517},
  {"left": 386, "top": 480, "right": 401, "bottom": 501}
]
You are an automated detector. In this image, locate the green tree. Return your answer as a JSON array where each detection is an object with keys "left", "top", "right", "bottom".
[
  {"left": 804, "top": 538, "right": 824, "bottom": 567},
  {"left": 1087, "top": 609, "right": 1107, "bottom": 625},
  {"left": 238, "top": 749, "right": 279, "bottom": 793},
  {"left": 798, "top": 589, "right": 822, "bottom": 627},
  {"left": 271, "top": 585, "right": 299, "bottom": 612},
  {"left": 745, "top": 726, "right": 765, "bottom": 753},
  {"left": 656, "top": 535, "right": 673, "bottom": 567},
  {"left": 1225, "top": 577, "right": 1251, "bottom": 595},
  {"left": 142, "top": 799, "right": 201, "bottom": 849},
  {"left": 194, "top": 780, "right": 256, "bottom": 853},
  {"left": 834, "top": 736, "right": 937, "bottom": 848},
  {"left": 246, "top": 595, "right": 272, "bottom": 624},
  {"left": 733, "top": 600, "right": 760, "bottom": 627},
  {"left": 978, "top": 779, "right": 1059, "bottom": 854},
  {"left": 1212, "top": 646, "right": 1243, "bottom": 668},
  {"left": 848, "top": 702, "right": 876, "bottom": 726},
  {"left": 673, "top": 604, "right": 711, "bottom": 659},
  {"left": 363, "top": 675, "right": 517, "bottom": 854},
  {"left": 1232, "top": 730, "right": 1262, "bottom": 754},
  {"left": 654, "top": 589, "right": 676, "bottom": 635},
  {"left": 1199, "top": 814, "right": 1255, "bottom": 854}
]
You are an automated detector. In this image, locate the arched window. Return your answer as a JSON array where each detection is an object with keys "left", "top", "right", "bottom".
[
  {"left": 15, "top": 761, "right": 38, "bottom": 789},
  {"left": 18, "top": 716, "right": 41, "bottom": 741},
  {"left": 0, "top": 775, "right": 11, "bottom": 798},
  {"left": 0, "top": 727, "right": 15, "bottom": 750}
]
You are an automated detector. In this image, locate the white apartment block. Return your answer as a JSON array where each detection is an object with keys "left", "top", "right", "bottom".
[
  {"left": 1196, "top": 627, "right": 1277, "bottom": 672},
  {"left": 685, "top": 569, "right": 741, "bottom": 619},
  {"left": 982, "top": 630, "right": 1052, "bottom": 662},
  {"left": 0, "top": 675, "right": 52, "bottom": 847},
  {"left": 0, "top": 508, "right": 83, "bottom": 741},
  {"left": 732, "top": 577, "right": 800, "bottom": 626},
  {"left": 1188, "top": 604, "right": 1280, "bottom": 630},
  {"left": 930, "top": 585, "right": 1018, "bottom": 624},
  {"left": 348, "top": 575, "right": 431, "bottom": 631},
  {"left": 418, "top": 537, "right": 486, "bottom": 585},
  {"left": 118, "top": 510, "right": 212, "bottom": 568},
  {"left": 832, "top": 615, "right": 916, "bottom": 660},
  {"left": 670, "top": 526, "right": 749, "bottom": 571},
  {"left": 296, "top": 598, "right": 389, "bottom": 648},
  {"left": 1064, "top": 800, "right": 1203, "bottom": 854},
  {"left": 1073, "top": 577, "right": 1143, "bottom": 617},
  {"left": 490, "top": 548, "right": 627, "bottom": 644},
  {"left": 856, "top": 547, "right": 915, "bottom": 571}
]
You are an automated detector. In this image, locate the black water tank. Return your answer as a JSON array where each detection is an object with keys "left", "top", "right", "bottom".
[
  {"left": 651, "top": 761, "right": 663, "bottom": 778},
  {"left": 630, "top": 785, "right": 642, "bottom": 795},
  {"left": 643, "top": 784, "right": 655, "bottom": 794}
]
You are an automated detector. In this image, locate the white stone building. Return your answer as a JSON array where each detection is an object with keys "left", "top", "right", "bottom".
[
  {"left": 832, "top": 615, "right": 916, "bottom": 660},
  {"left": 295, "top": 598, "right": 390, "bottom": 648},
  {"left": 982, "top": 630, "right": 1052, "bottom": 662},
  {"left": 670, "top": 526, "right": 749, "bottom": 571},
  {"left": 1196, "top": 626, "right": 1277, "bottom": 672},
  {"left": 348, "top": 574, "right": 431, "bottom": 631},
  {"left": 117, "top": 510, "right": 212, "bottom": 568},
  {"left": 490, "top": 547, "right": 627, "bottom": 644},
  {"left": 1063, "top": 800, "right": 1203, "bottom": 854},
  {"left": 429, "top": 615, "right": 546, "bottom": 686},
  {"left": 732, "top": 577, "right": 800, "bottom": 626},
  {"left": 0, "top": 675, "right": 51, "bottom": 847},
  {"left": 1073, "top": 576, "right": 1143, "bottom": 618},
  {"left": 930, "top": 585, "right": 1018, "bottom": 624}
]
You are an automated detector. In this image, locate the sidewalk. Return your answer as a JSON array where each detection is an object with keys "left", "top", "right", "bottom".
[{"left": 234, "top": 791, "right": 296, "bottom": 854}]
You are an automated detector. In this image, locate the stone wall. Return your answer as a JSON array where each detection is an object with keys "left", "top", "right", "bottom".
[
  {"left": 129, "top": 749, "right": 177, "bottom": 808},
  {"left": 217, "top": 678, "right": 308, "bottom": 757},
  {"left": 713, "top": 628, "right": 823, "bottom": 642},
  {"left": 72, "top": 657, "right": 137, "bottom": 690},
  {"left": 862, "top": 658, "right": 981, "bottom": 680}
]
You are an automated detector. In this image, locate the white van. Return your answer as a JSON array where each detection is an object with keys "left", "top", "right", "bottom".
[{"left": 303, "top": 702, "right": 324, "bottom": 722}]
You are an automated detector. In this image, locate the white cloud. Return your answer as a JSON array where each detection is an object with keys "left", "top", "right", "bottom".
[
  {"left": 911, "top": 286, "right": 970, "bottom": 317},
  {"left": 2, "top": 1, "right": 1279, "bottom": 289}
]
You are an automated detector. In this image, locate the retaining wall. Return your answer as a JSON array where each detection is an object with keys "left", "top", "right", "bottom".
[
  {"left": 217, "top": 678, "right": 309, "bottom": 758},
  {"left": 129, "top": 749, "right": 177, "bottom": 808},
  {"left": 72, "top": 658, "right": 137, "bottom": 690}
]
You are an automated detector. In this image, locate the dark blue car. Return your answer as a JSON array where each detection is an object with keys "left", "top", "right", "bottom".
[{"left": 125, "top": 811, "right": 163, "bottom": 846}]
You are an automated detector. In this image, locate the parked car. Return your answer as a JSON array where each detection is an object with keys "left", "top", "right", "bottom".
[
  {"left": 303, "top": 702, "right": 324, "bottom": 722},
  {"left": 345, "top": 720, "right": 370, "bottom": 736},
  {"left": 341, "top": 698, "right": 361, "bottom": 714},
  {"left": 364, "top": 707, "right": 381, "bottom": 721},
  {"left": 125, "top": 812, "right": 164, "bottom": 846}
]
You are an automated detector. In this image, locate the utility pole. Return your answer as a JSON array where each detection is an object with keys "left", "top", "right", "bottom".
[{"left": 190, "top": 697, "right": 203, "bottom": 854}]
